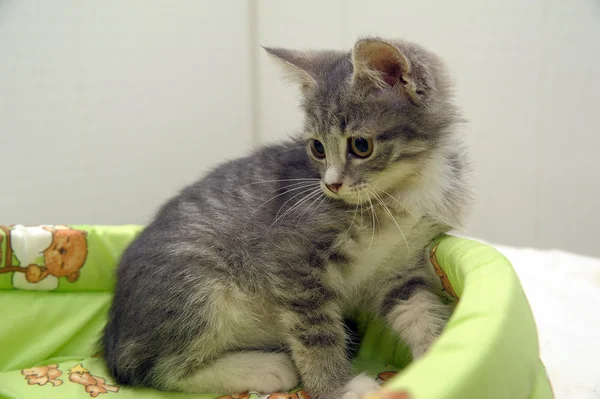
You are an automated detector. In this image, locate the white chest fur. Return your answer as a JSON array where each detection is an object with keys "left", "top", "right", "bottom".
[{"left": 324, "top": 210, "right": 425, "bottom": 305}]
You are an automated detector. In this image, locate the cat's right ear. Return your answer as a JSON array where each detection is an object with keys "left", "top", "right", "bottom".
[{"left": 263, "top": 47, "right": 318, "bottom": 93}]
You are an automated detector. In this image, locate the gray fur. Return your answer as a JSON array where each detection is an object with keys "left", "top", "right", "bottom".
[{"left": 103, "top": 37, "right": 471, "bottom": 399}]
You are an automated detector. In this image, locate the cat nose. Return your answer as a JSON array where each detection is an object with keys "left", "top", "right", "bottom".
[{"left": 325, "top": 182, "right": 343, "bottom": 194}]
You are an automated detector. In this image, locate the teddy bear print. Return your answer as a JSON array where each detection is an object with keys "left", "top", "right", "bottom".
[
  {"left": 68, "top": 364, "right": 120, "bottom": 397},
  {"left": 267, "top": 391, "right": 310, "bottom": 399},
  {"left": 216, "top": 393, "right": 252, "bottom": 399},
  {"left": 21, "top": 364, "right": 63, "bottom": 386},
  {"left": 32, "top": 226, "right": 88, "bottom": 283},
  {"left": 0, "top": 225, "right": 88, "bottom": 290}
]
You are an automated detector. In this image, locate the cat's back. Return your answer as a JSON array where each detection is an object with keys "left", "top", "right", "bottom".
[
  {"left": 168, "top": 137, "right": 315, "bottom": 226},
  {"left": 120, "top": 138, "right": 317, "bottom": 263}
]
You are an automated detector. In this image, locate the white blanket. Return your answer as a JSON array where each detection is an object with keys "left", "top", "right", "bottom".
[{"left": 491, "top": 243, "right": 600, "bottom": 399}]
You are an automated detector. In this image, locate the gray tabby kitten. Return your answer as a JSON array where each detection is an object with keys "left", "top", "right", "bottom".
[{"left": 102, "top": 37, "right": 470, "bottom": 399}]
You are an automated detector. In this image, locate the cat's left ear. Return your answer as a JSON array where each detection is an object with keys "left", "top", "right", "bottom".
[
  {"left": 352, "top": 39, "right": 420, "bottom": 101},
  {"left": 263, "top": 47, "right": 318, "bottom": 93}
]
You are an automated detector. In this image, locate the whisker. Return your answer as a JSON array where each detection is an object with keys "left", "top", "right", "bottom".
[
  {"left": 274, "top": 186, "right": 321, "bottom": 220},
  {"left": 303, "top": 194, "right": 328, "bottom": 224},
  {"left": 242, "top": 178, "right": 320, "bottom": 187},
  {"left": 294, "top": 189, "right": 325, "bottom": 224},
  {"left": 344, "top": 196, "right": 360, "bottom": 238},
  {"left": 359, "top": 192, "right": 365, "bottom": 219},
  {"left": 367, "top": 190, "right": 382, "bottom": 244},
  {"left": 373, "top": 187, "right": 419, "bottom": 223},
  {"left": 268, "top": 180, "right": 322, "bottom": 193},
  {"left": 247, "top": 183, "right": 319, "bottom": 222},
  {"left": 371, "top": 190, "right": 409, "bottom": 250},
  {"left": 367, "top": 194, "right": 376, "bottom": 251},
  {"left": 294, "top": 189, "right": 324, "bottom": 218},
  {"left": 277, "top": 190, "right": 322, "bottom": 229},
  {"left": 271, "top": 188, "right": 322, "bottom": 229}
]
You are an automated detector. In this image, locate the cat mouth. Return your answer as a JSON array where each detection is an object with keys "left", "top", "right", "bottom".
[
  {"left": 321, "top": 185, "right": 342, "bottom": 200},
  {"left": 322, "top": 187, "right": 367, "bottom": 205},
  {"left": 334, "top": 183, "right": 377, "bottom": 205}
]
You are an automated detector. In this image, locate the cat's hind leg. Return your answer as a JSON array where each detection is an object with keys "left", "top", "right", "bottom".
[{"left": 171, "top": 351, "right": 299, "bottom": 394}]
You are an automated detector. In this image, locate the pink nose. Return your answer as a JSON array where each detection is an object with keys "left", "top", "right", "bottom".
[{"left": 326, "top": 183, "right": 342, "bottom": 193}]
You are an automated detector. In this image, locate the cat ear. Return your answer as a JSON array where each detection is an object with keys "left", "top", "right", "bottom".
[
  {"left": 263, "top": 47, "right": 318, "bottom": 93},
  {"left": 352, "top": 39, "right": 418, "bottom": 100}
]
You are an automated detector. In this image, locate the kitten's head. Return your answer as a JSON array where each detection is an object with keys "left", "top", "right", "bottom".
[{"left": 266, "top": 38, "right": 460, "bottom": 204}]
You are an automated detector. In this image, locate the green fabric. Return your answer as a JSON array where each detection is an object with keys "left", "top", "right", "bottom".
[
  {"left": 0, "top": 226, "right": 552, "bottom": 399},
  {"left": 380, "top": 236, "right": 553, "bottom": 399}
]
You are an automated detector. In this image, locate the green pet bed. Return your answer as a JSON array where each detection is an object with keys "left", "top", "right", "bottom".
[{"left": 0, "top": 225, "right": 552, "bottom": 399}]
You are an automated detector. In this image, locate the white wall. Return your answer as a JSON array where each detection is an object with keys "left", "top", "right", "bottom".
[
  {"left": 1, "top": 1, "right": 599, "bottom": 256},
  {"left": 257, "top": 0, "right": 600, "bottom": 257},
  {"left": 0, "top": 0, "right": 254, "bottom": 225}
]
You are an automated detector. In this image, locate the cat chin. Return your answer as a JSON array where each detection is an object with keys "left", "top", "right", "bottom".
[{"left": 338, "top": 194, "right": 369, "bottom": 205}]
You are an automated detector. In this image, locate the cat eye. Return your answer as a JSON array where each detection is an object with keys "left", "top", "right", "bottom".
[
  {"left": 349, "top": 137, "right": 373, "bottom": 158},
  {"left": 310, "top": 139, "right": 326, "bottom": 159}
]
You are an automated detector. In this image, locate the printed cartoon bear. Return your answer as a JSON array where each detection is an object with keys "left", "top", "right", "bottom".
[
  {"left": 30, "top": 226, "right": 88, "bottom": 283},
  {"left": 21, "top": 364, "right": 63, "bottom": 386},
  {"left": 0, "top": 225, "right": 88, "bottom": 290},
  {"left": 68, "top": 364, "right": 120, "bottom": 397},
  {"left": 267, "top": 391, "right": 310, "bottom": 399},
  {"left": 216, "top": 393, "right": 252, "bottom": 399}
]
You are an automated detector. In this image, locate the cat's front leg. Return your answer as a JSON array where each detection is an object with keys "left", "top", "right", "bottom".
[
  {"left": 379, "top": 270, "right": 455, "bottom": 358},
  {"left": 281, "top": 301, "right": 380, "bottom": 399}
]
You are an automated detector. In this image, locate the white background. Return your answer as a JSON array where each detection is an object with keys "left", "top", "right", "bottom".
[{"left": 1, "top": 0, "right": 599, "bottom": 256}]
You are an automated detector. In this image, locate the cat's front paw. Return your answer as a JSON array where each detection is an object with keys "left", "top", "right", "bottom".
[
  {"left": 387, "top": 293, "right": 455, "bottom": 361},
  {"left": 340, "top": 374, "right": 381, "bottom": 399},
  {"left": 411, "top": 300, "right": 455, "bottom": 359},
  {"left": 409, "top": 343, "right": 430, "bottom": 360}
]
